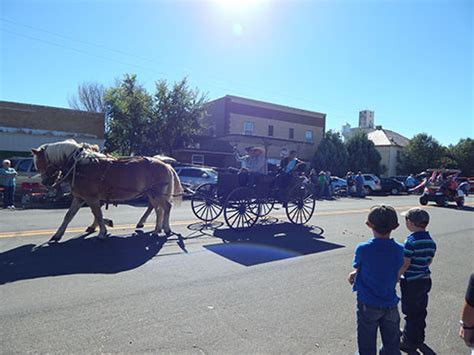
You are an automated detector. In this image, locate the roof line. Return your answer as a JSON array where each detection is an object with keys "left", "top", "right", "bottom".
[{"left": 215, "top": 94, "right": 326, "bottom": 117}]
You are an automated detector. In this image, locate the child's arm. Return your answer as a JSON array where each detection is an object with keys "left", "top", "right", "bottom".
[
  {"left": 398, "top": 257, "right": 411, "bottom": 281},
  {"left": 348, "top": 269, "right": 358, "bottom": 285}
]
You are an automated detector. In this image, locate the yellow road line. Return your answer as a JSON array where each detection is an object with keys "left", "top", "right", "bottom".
[{"left": 1, "top": 202, "right": 472, "bottom": 239}]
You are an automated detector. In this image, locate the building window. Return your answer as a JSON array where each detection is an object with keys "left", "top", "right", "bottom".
[
  {"left": 244, "top": 121, "right": 254, "bottom": 135},
  {"left": 268, "top": 125, "right": 274, "bottom": 137},
  {"left": 305, "top": 130, "right": 313, "bottom": 142},
  {"left": 289, "top": 128, "right": 294, "bottom": 139},
  {"left": 191, "top": 154, "right": 204, "bottom": 165}
]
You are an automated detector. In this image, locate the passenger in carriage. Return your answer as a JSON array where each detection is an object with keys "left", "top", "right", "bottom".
[{"left": 233, "top": 146, "right": 266, "bottom": 186}]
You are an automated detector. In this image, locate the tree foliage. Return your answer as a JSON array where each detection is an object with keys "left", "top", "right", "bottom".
[
  {"left": 150, "top": 78, "right": 208, "bottom": 155},
  {"left": 448, "top": 138, "right": 474, "bottom": 176},
  {"left": 311, "top": 130, "right": 349, "bottom": 176},
  {"left": 398, "top": 133, "right": 446, "bottom": 174},
  {"left": 104, "top": 74, "right": 152, "bottom": 155},
  {"left": 104, "top": 74, "right": 207, "bottom": 156},
  {"left": 345, "top": 130, "right": 382, "bottom": 175},
  {"left": 68, "top": 82, "right": 106, "bottom": 113}
]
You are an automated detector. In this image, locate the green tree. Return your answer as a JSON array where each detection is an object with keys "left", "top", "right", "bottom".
[
  {"left": 105, "top": 74, "right": 152, "bottom": 155},
  {"left": 345, "top": 130, "right": 382, "bottom": 174},
  {"left": 448, "top": 138, "right": 474, "bottom": 176},
  {"left": 398, "top": 133, "right": 445, "bottom": 174},
  {"left": 311, "top": 130, "right": 349, "bottom": 176},
  {"left": 150, "top": 77, "right": 208, "bottom": 155}
]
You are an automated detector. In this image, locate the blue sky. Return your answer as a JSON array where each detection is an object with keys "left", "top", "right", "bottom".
[{"left": 1, "top": 0, "right": 472, "bottom": 145}]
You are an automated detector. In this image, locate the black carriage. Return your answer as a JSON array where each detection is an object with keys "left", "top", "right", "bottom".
[{"left": 191, "top": 173, "right": 316, "bottom": 231}]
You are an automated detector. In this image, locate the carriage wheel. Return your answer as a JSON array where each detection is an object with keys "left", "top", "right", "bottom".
[
  {"left": 191, "top": 183, "right": 222, "bottom": 222},
  {"left": 251, "top": 200, "right": 274, "bottom": 217},
  {"left": 286, "top": 183, "right": 315, "bottom": 225},
  {"left": 224, "top": 187, "right": 259, "bottom": 231}
]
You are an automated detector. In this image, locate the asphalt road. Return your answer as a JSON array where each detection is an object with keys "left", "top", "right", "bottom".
[{"left": 1, "top": 195, "right": 473, "bottom": 354}]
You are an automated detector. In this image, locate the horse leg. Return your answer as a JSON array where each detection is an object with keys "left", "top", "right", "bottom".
[
  {"left": 86, "top": 217, "right": 98, "bottom": 233},
  {"left": 136, "top": 203, "right": 153, "bottom": 229},
  {"left": 162, "top": 198, "right": 173, "bottom": 236},
  {"left": 51, "top": 197, "right": 84, "bottom": 241},
  {"left": 154, "top": 206, "right": 164, "bottom": 236},
  {"left": 86, "top": 217, "right": 113, "bottom": 233},
  {"left": 147, "top": 196, "right": 164, "bottom": 237},
  {"left": 87, "top": 199, "right": 108, "bottom": 239}
]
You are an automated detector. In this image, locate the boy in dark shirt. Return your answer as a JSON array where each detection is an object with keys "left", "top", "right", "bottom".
[
  {"left": 348, "top": 205, "right": 404, "bottom": 354},
  {"left": 398, "top": 208, "right": 436, "bottom": 353}
]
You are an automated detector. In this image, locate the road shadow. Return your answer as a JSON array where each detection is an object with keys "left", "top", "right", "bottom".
[
  {"left": 205, "top": 223, "right": 344, "bottom": 267},
  {"left": 0, "top": 232, "right": 174, "bottom": 285}
]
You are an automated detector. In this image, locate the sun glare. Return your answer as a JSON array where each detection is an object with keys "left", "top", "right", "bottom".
[{"left": 214, "top": 0, "right": 262, "bottom": 12}]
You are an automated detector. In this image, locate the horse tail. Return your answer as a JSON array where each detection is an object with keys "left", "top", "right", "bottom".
[{"left": 169, "top": 165, "right": 183, "bottom": 204}]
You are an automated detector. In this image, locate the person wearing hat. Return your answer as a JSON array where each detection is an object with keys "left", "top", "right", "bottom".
[
  {"left": 348, "top": 205, "right": 404, "bottom": 354},
  {"left": 398, "top": 208, "right": 437, "bottom": 353}
]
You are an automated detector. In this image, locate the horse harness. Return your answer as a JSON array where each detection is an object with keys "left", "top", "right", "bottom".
[{"left": 51, "top": 152, "right": 168, "bottom": 208}]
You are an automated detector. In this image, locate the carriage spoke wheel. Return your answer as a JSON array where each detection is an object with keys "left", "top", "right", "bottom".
[
  {"left": 251, "top": 199, "right": 274, "bottom": 217},
  {"left": 286, "top": 184, "right": 315, "bottom": 225},
  {"left": 224, "top": 187, "right": 259, "bottom": 231},
  {"left": 191, "top": 183, "right": 222, "bottom": 222}
]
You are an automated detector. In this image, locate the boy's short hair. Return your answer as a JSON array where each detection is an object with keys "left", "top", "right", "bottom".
[
  {"left": 401, "top": 208, "right": 430, "bottom": 228},
  {"left": 367, "top": 205, "right": 399, "bottom": 234}
]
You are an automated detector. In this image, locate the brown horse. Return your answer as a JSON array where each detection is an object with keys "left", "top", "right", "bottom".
[{"left": 32, "top": 139, "right": 183, "bottom": 241}]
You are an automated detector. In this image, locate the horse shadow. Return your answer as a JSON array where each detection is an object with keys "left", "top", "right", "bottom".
[
  {"left": 204, "top": 222, "right": 345, "bottom": 267},
  {"left": 0, "top": 232, "right": 172, "bottom": 285}
]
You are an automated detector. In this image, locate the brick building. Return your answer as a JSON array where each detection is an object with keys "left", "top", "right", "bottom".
[
  {"left": 173, "top": 95, "right": 326, "bottom": 168},
  {"left": 0, "top": 100, "right": 105, "bottom": 159}
]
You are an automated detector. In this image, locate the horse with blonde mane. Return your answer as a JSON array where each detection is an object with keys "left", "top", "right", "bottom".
[{"left": 32, "top": 139, "right": 183, "bottom": 241}]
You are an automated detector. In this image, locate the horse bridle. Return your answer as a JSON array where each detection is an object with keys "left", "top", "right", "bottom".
[{"left": 42, "top": 148, "right": 85, "bottom": 188}]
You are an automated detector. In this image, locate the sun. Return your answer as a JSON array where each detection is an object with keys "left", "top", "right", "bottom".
[{"left": 213, "top": 0, "right": 261, "bottom": 12}]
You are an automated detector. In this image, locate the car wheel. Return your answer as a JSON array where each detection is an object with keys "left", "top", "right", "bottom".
[
  {"left": 419, "top": 196, "right": 428, "bottom": 205},
  {"left": 456, "top": 197, "right": 465, "bottom": 207},
  {"left": 363, "top": 186, "right": 372, "bottom": 195},
  {"left": 390, "top": 188, "right": 399, "bottom": 195}
]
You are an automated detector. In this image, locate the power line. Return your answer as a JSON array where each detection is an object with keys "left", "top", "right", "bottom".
[{"left": 0, "top": 17, "right": 352, "bottom": 120}]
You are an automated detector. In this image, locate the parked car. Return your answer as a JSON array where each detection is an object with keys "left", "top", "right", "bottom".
[
  {"left": 174, "top": 167, "right": 218, "bottom": 189},
  {"left": 362, "top": 174, "right": 382, "bottom": 194},
  {"left": 380, "top": 178, "right": 405, "bottom": 195}
]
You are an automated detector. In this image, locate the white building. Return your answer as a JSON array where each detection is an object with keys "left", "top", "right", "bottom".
[{"left": 342, "top": 110, "right": 409, "bottom": 176}]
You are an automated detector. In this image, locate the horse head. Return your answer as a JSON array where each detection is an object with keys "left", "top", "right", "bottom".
[
  {"left": 31, "top": 146, "right": 60, "bottom": 187},
  {"left": 32, "top": 140, "right": 81, "bottom": 187}
]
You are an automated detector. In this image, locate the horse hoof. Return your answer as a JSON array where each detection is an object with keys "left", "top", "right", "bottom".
[
  {"left": 49, "top": 236, "right": 61, "bottom": 243},
  {"left": 98, "top": 233, "right": 108, "bottom": 240},
  {"left": 85, "top": 227, "right": 96, "bottom": 233},
  {"left": 105, "top": 219, "right": 114, "bottom": 228},
  {"left": 136, "top": 223, "right": 144, "bottom": 229}
]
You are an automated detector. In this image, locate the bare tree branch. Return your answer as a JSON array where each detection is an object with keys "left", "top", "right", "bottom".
[{"left": 68, "top": 82, "right": 106, "bottom": 113}]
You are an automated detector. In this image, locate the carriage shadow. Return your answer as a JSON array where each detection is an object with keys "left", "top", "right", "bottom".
[
  {"left": 0, "top": 232, "right": 171, "bottom": 285},
  {"left": 205, "top": 223, "right": 345, "bottom": 267}
]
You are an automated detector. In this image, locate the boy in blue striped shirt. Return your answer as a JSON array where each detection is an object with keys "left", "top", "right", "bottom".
[{"left": 398, "top": 208, "right": 436, "bottom": 353}]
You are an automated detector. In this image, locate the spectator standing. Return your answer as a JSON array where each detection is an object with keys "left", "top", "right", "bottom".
[
  {"left": 355, "top": 171, "right": 365, "bottom": 198},
  {"left": 0, "top": 159, "right": 17, "bottom": 209},
  {"left": 346, "top": 171, "right": 355, "bottom": 196},
  {"left": 460, "top": 273, "right": 474, "bottom": 352},
  {"left": 398, "top": 208, "right": 436, "bottom": 353},
  {"left": 348, "top": 205, "right": 404, "bottom": 354},
  {"left": 317, "top": 171, "right": 326, "bottom": 200}
]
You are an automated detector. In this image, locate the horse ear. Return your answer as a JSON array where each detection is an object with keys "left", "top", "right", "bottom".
[{"left": 31, "top": 148, "right": 40, "bottom": 155}]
